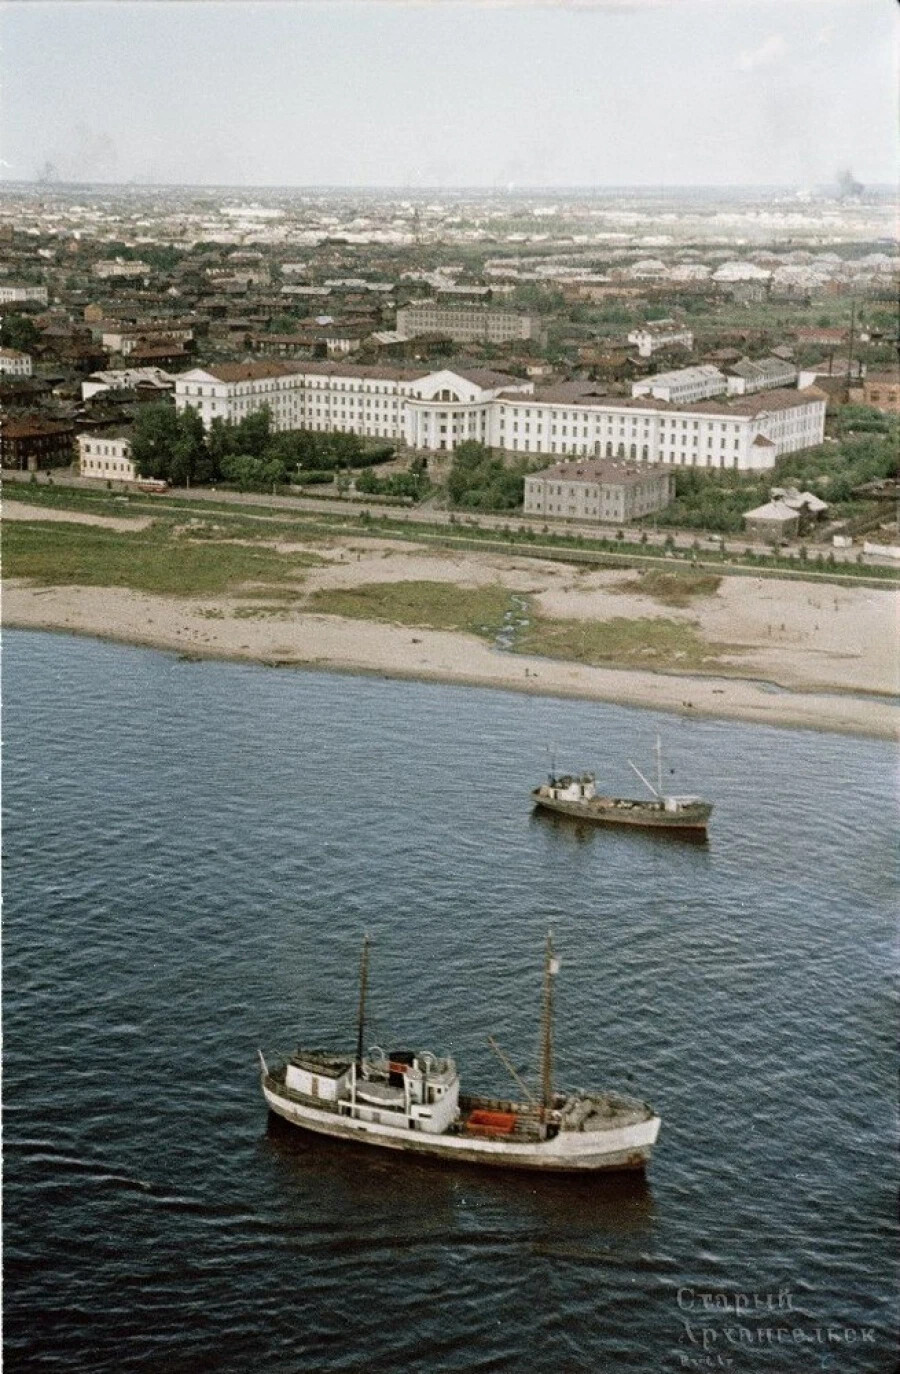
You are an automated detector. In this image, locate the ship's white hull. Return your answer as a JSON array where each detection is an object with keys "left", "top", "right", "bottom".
[{"left": 263, "top": 1078, "right": 660, "bottom": 1172}]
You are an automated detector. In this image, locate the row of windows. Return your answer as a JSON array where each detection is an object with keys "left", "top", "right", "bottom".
[
  {"left": 82, "top": 442, "right": 129, "bottom": 457},
  {"left": 83, "top": 459, "right": 133, "bottom": 474}
]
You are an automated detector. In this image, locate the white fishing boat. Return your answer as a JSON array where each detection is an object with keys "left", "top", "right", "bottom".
[{"left": 259, "top": 935, "right": 661, "bottom": 1173}]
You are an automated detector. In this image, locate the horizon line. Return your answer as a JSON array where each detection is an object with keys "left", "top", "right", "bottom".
[{"left": 1, "top": 179, "right": 894, "bottom": 194}]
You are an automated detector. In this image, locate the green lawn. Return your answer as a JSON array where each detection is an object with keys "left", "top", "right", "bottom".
[
  {"left": 516, "top": 614, "right": 741, "bottom": 674},
  {"left": 612, "top": 570, "right": 723, "bottom": 607},
  {"left": 308, "top": 580, "right": 518, "bottom": 638},
  {"left": 4, "top": 520, "right": 320, "bottom": 598}
]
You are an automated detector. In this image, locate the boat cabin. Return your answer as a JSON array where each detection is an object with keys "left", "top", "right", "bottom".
[
  {"left": 286, "top": 1054, "right": 353, "bottom": 1101},
  {"left": 284, "top": 1047, "right": 461, "bottom": 1134},
  {"left": 662, "top": 795, "right": 703, "bottom": 812},
  {"left": 546, "top": 774, "right": 596, "bottom": 802},
  {"left": 349, "top": 1048, "right": 460, "bottom": 1133}
]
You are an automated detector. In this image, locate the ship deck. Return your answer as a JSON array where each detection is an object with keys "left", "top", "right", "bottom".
[{"left": 264, "top": 1067, "right": 651, "bottom": 1142}]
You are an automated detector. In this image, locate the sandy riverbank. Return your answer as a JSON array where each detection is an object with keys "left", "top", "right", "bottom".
[
  {"left": 5, "top": 500, "right": 898, "bottom": 737},
  {"left": 5, "top": 525, "right": 898, "bottom": 738}
]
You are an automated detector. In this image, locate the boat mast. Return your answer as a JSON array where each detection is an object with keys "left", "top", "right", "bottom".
[
  {"left": 355, "top": 934, "right": 370, "bottom": 1068},
  {"left": 628, "top": 758, "right": 660, "bottom": 798},
  {"left": 656, "top": 733, "right": 663, "bottom": 796},
  {"left": 540, "top": 930, "right": 557, "bottom": 1119},
  {"left": 488, "top": 1036, "right": 538, "bottom": 1108}
]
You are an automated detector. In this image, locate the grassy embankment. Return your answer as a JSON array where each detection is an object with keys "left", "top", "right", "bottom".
[
  {"left": 4, "top": 480, "right": 898, "bottom": 587},
  {"left": 310, "top": 573, "right": 741, "bottom": 675},
  {"left": 3, "top": 516, "right": 324, "bottom": 598},
  {"left": 5, "top": 504, "right": 742, "bottom": 675}
]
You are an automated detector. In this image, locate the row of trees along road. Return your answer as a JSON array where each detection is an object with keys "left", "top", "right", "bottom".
[{"left": 130, "top": 403, "right": 394, "bottom": 491}]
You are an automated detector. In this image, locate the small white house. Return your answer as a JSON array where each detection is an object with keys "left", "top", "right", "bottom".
[
  {"left": 78, "top": 430, "right": 136, "bottom": 481},
  {"left": 627, "top": 323, "right": 694, "bottom": 358}
]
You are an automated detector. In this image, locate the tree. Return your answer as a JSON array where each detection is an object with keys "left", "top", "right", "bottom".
[
  {"left": 447, "top": 441, "right": 529, "bottom": 511},
  {"left": 172, "top": 405, "right": 213, "bottom": 485},
  {"left": 232, "top": 406, "right": 271, "bottom": 458},
  {"left": 207, "top": 417, "right": 233, "bottom": 474},
  {"left": 0, "top": 314, "right": 40, "bottom": 353},
  {"left": 131, "top": 402, "right": 210, "bottom": 485},
  {"left": 268, "top": 314, "right": 301, "bottom": 334},
  {"left": 220, "top": 452, "right": 287, "bottom": 492},
  {"left": 323, "top": 431, "right": 363, "bottom": 467},
  {"left": 131, "top": 404, "right": 181, "bottom": 481}
]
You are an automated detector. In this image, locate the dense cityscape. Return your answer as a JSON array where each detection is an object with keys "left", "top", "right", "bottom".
[{"left": 1, "top": 182, "right": 897, "bottom": 553}]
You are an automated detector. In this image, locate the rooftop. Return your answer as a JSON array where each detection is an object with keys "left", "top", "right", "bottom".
[
  {"left": 637, "top": 364, "right": 725, "bottom": 386},
  {"left": 80, "top": 427, "right": 134, "bottom": 442},
  {"left": 529, "top": 459, "right": 666, "bottom": 487},
  {"left": 1, "top": 417, "right": 75, "bottom": 438},
  {"left": 728, "top": 356, "right": 797, "bottom": 380},
  {"left": 743, "top": 500, "right": 800, "bottom": 522}
]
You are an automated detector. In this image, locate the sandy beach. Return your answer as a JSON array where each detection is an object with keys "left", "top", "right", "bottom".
[{"left": 5, "top": 498, "right": 898, "bottom": 740}]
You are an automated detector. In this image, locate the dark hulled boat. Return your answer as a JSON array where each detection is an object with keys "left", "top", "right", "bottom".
[{"left": 532, "top": 737, "right": 712, "bottom": 834}]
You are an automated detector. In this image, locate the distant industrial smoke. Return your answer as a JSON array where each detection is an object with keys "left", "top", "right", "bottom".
[{"left": 835, "top": 168, "right": 864, "bottom": 199}]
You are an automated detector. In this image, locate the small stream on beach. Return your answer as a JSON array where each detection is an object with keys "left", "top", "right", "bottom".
[
  {"left": 488, "top": 594, "right": 892, "bottom": 707},
  {"left": 4, "top": 628, "right": 896, "bottom": 1372}
]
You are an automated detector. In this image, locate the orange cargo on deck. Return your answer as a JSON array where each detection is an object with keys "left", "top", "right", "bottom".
[{"left": 466, "top": 1110, "right": 517, "bottom": 1136}]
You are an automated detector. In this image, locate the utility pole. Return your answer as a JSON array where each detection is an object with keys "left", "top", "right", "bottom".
[{"left": 845, "top": 298, "right": 856, "bottom": 381}]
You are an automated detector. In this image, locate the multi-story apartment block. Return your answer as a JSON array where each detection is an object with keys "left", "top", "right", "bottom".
[
  {"left": 395, "top": 301, "right": 539, "bottom": 344},
  {"left": 175, "top": 362, "right": 531, "bottom": 449},
  {"left": 0, "top": 283, "right": 48, "bottom": 306},
  {"left": 101, "top": 323, "right": 194, "bottom": 355},
  {"left": 632, "top": 365, "right": 728, "bottom": 404},
  {"left": 627, "top": 322, "right": 694, "bottom": 357},
  {"left": 490, "top": 384, "right": 825, "bottom": 470},
  {"left": 92, "top": 260, "right": 152, "bottom": 280},
  {"left": 524, "top": 461, "right": 674, "bottom": 523},
  {"left": 0, "top": 347, "right": 33, "bottom": 377},
  {"left": 78, "top": 430, "right": 136, "bottom": 480},
  {"left": 174, "top": 363, "right": 826, "bottom": 472},
  {"left": 726, "top": 357, "right": 799, "bottom": 395}
]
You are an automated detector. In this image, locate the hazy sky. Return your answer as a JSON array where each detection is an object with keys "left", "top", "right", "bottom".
[{"left": 2, "top": 0, "right": 896, "bottom": 188}]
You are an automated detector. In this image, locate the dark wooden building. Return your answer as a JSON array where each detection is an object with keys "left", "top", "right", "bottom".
[{"left": 0, "top": 415, "right": 76, "bottom": 471}]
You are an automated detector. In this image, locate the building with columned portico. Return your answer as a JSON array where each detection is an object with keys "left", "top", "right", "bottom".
[{"left": 174, "top": 362, "right": 825, "bottom": 473}]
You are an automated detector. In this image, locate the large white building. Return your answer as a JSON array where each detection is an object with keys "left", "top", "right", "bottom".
[
  {"left": 92, "top": 259, "right": 152, "bottom": 280},
  {"left": 0, "top": 283, "right": 48, "bottom": 305},
  {"left": 0, "top": 346, "right": 33, "bottom": 377},
  {"left": 175, "top": 362, "right": 531, "bottom": 451},
  {"left": 78, "top": 430, "right": 136, "bottom": 481},
  {"left": 632, "top": 365, "right": 728, "bottom": 404},
  {"left": 395, "top": 301, "right": 539, "bottom": 344},
  {"left": 174, "top": 362, "right": 826, "bottom": 473},
  {"left": 725, "top": 356, "right": 799, "bottom": 395}
]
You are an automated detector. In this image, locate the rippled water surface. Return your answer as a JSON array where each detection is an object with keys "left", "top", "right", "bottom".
[{"left": 4, "top": 630, "right": 897, "bottom": 1372}]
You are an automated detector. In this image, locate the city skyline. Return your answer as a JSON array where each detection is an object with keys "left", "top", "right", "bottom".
[{"left": 3, "top": 0, "right": 897, "bottom": 189}]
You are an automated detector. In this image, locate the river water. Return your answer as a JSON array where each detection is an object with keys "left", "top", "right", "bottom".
[{"left": 3, "top": 629, "right": 896, "bottom": 1372}]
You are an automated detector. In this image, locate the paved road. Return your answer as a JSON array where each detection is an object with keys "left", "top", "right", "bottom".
[{"left": 2, "top": 467, "right": 885, "bottom": 571}]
